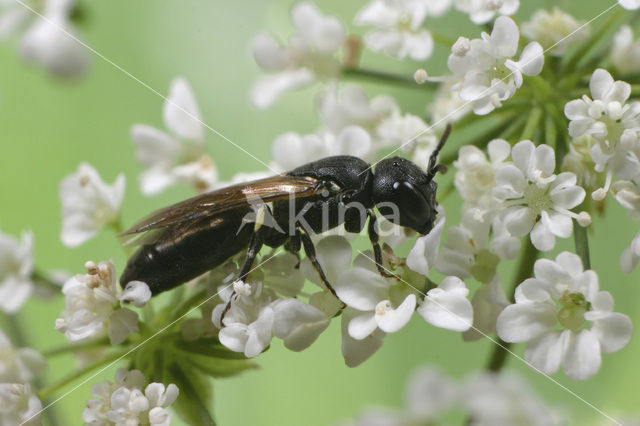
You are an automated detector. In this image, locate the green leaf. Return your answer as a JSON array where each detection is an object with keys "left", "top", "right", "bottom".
[
  {"left": 187, "top": 354, "right": 257, "bottom": 378},
  {"left": 168, "top": 363, "right": 216, "bottom": 426}
]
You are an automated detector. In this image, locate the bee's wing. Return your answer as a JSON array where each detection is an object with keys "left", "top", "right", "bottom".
[{"left": 119, "top": 175, "right": 320, "bottom": 246}]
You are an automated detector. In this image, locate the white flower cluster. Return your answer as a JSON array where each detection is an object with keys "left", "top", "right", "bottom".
[
  {"left": 83, "top": 368, "right": 178, "bottom": 426},
  {"left": 565, "top": 69, "right": 640, "bottom": 272},
  {"left": 212, "top": 236, "right": 474, "bottom": 366},
  {"left": 345, "top": 367, "right": 563, "bottom": 426},
  {"left": 354, "top": 0, "right": 451, "bottom": 61},
  {"left": 251, "top": 2, "right": 346, "bottom": 109},
  {"left": 448, "top": 16, "right": 544, "bottom": 115},
  {"left": 0, "top": 330, "right": 46, "bottom": 425},
  {"left": 0, "top": 0, "right": 88, "bottom": 77},
  {"left": 497, "top": 252, "right": 632, "bottom": 380},
  {"left": 55, "top": 260, "right": 151, "bottom": 345},
  {"left": 267, "top": 83, "right": 443, "bottom": 173},
  {"left": 131, "top": 78, "right": 218, "bottom": 196}
]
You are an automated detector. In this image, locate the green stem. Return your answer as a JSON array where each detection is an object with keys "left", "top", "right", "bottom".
[
  {"left": 341, "top": 67, "right": 436, "bottom": 90},
  {"left": 573, "top": 220, "right": 591, "bottom": 270},
  {"left": 562, "top": 6, "right": 624, "bottom": 75},
  {"left": 170, "top": 287, "right": 208, "bottom": 322},
  {"left": 485, "top": 239, "right": 539, "bottom": 372},
  {"left": 38, "top": 348, "right": 130, "bottom": 400},
  {"left": 520, "top": 107, "right": 543, "bottom": 140},
  {"left": 42, "top": 337, "right": 110, "bottom": 357}
]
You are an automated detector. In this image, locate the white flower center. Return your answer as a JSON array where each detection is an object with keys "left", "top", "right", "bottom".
[
  {"left": 523, "top": 184, "right": 552, "bottom": 215},
  {"left": 375, "top": 300, "right": 392, "bottom": 316},
  {"left": 557, "top": 291, "right": 590, "bottom": 330}
]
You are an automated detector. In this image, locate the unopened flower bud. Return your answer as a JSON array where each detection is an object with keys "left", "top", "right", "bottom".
[{"left": 414, "top": 69, "right": 428, "bottom": 84}]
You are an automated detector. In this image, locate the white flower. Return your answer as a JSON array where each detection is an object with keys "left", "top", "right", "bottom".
[
  {"left": 55, "top": 260, "right": 140, "bottom": 345},
  {"left": 131, "top": 77, "right": 218, "bottom": 195},
  {"left": 213, "top": 283, "right": 276, "bottom": 358},
  {"left": 564, "top": 69, "right": 640, "bottom": 196},
  {"left": 0, "top": 330, "right": 46, "bottom": 384},
  {"left": 430, "top": 80, "right": 472, "bottom": 129},
  {"left": 621, "top": 230, "right": 640, "bottom": 273},
  {"left": 619, "top": 0, "right": 640, "bottom": 10},
  {"left": 271, "top": 126, "right": 372, "bottom": 172},
  {"left": 0, "top": 230, "right": 34, "bottom": 313},
  {"left": 336, "top": 252, "right": 416, "bottom": 338},
  {"left": 447, "top": 16, "right": 544, "bottom": 115},
  {"left": 497, "top": 252, "right": 633, "bottom": 380},
  {"left": 376, "top": 113, "right": 438, "bottom": 170},
  {"left": 118, "top": 281, "right": 152, "bottom": 308},
  {"left": 271, "top": 298, "right": 330, "bottom": 351},
  {"left": 611, "top": 26, "right": 640, "bottom": 74},
  {"left": 251, "top": 1, "right": 345, "bottom": 108},
  {"left": 404, "top": 367, "right": 458, "bottom": 421},
  {"left": 462, "top": 275, "right": 509, "bottom": 341},
  {"left": 454, "top": 0, "right": 519, "bottom": 25},
  {"left": 562, "top": 135, "right": 600, "bottom": 190},
  {"left": 406, "top": 215, "right": 445, "bottom": 277},
  {"left": 522, "top": 8, "right": 588, "bottom": 57},
  {"left": 492, "top": 140, "right": 587, "bottom": 251},
  {"left": 462, "top": 372, "right": 564, "bottom": 425},
  {"left": 0, "top": 383, "right": 42, "bottom": 426},
  {"left": 315, "top": 85, "right": 399, "bottom": 142},
  {"left": 0, "top": 0, "right": 89, "bottom": 77},
  {"left": 83, "top": 368, "right": 178, "bottom": 426},
  {"left": 355, "top": 0, "right": 451, "bottom": 61},
  {"left": 453, "top": 139, "right": 510, "bottom": 213},
  {"left": 340, "top": 307, "right": 385, "bottom": 367},
  {"left": 59, "top": 163, "right": 125, "bottom": 247},
  {"left": 418, "top": 276, "right": 473, "bottom": 332},
  {"left": 612, "top": 179, "right": 640, "bottom": 220},
  {"left": 256, "top": 252, "right": 305, "bottom": 298}
]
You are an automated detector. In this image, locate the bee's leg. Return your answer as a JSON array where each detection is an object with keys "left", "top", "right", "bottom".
[
  {"left": 296, "top": 226, "right": 345, "bottom": 307},
  {"left": 367, "top": 209, "right": 396, "bottom": 278},
  {"left": 284, "top": 234, "right": 301, "bottom": 268},
  {"left": 220, "top": 207, "right": 268, "bottom": 324}
]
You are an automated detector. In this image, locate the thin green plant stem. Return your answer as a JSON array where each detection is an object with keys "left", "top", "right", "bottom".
[
  {"left": 573, "top": 220, "right": 591, "bottom": 270},
  {"left": 485, "top": 239, "right": 539, "bottom": 372},
  {"left": 43, "top": 337, "right": 110, "bottom": 357},
  {"left": 341, "top": 67, "right": 436, "bottom": 90},
  {"left": 520, "top": 107, "right": 543, "bottom": 140},
  {"left": 38, "top": 347, "right": 130, "bottom": 400}
]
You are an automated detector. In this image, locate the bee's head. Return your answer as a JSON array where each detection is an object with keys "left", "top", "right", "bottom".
[{"left": 371, "top": 125, "right": 450, "bottom": 235}]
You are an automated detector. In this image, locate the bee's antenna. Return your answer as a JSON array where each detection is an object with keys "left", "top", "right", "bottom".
[{"left": 426, "top": 123, "right": 451, "bottom": 182}]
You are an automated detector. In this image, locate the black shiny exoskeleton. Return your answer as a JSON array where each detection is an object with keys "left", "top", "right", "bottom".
[{"left": 119, "top": 125, "right": 451, "bottom": 303}]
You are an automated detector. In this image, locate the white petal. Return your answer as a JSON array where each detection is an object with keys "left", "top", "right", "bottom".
[
  {"left": 108, "top": 308, "right": 139, "bottom": 345},
  {"left": 496, "top": 303, "right": 556, "bottom": 342},
  {"left": 514, "top": 42, "right": 544, "bottom": 76},
  {"left": 251, "top": 70, "right": 315, "bottom": 109},
  {"left": 118, "top": 281, "right": 151, "bottom": 307},
  {"left": 562, "top": 330, "right": 601, "bottom": 380},
  {"left": 491, "top": 17, "right": 520, "bottom": 58},
  {"left": 272, "top": 299, "right": 330, "bottom": 351},
  {"left": 503, "top": 207, "right": 535, "bottom": 237},
  {"left": 375, "top": 294, "right": 416, "bottom": 333},
  {"left": 348, "top": 312, "right": 378, "bottom": 340},
  {"left": 530, "top": 221, "right": 556, "bottom": 251},
  {"left": 406, "top": 216, "right": 445, "bottom": 276},
  {"left": 341, "top": 309, "right": 385, "bottom": 367},
  {"left": 540, "top": 210, "right": 572, "bottom": 238},
  {"left": 251, "top": 33, "right": 289, "bottom": 72},
  {"left": 493, "top": 165, "right": 526, "bottom": 199},
  {"left": 524, "top": 330, "right": 567, "bottom": 375},
  {"left": 163, "top": 78, "right": 204, "bottom": 141},
  {"left": 130, "top": 125, "right": 181, "bottom": 167},
  {"left": 419, "top": 277, "right": 473, "bottom": 332},
  {"left": 591, "top": 313, "right": 632, "bottom": 354},
  {"left": 336, "top": 267, "right": 388, "bottom": 311},
  {"left": 244, "top": 308, "right": 274, "bottom": 358}
]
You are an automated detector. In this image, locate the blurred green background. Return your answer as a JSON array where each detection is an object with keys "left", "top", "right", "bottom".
[{"left": 1, "top": 0, "right": 639, "bottom": 424}]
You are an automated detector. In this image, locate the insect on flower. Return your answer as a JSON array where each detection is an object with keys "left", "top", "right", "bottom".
[{"left": 119, "top": 125, "right": 452, "bottom": 319}]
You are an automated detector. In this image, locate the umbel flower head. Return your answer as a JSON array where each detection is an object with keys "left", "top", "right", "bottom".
[
  {"left": 55, "top": 260, "right": 150, "bottom": 345},
  {"left": 82, "top": 368, "right": 178, "bottom": 426},
  {"left": 447, "top": 16, "right": 544, "bottom": 115},
  {"left": 497, "top": 252, "right": 632, "bottom": 380},
  {"left": 0, "top": 229, "right": 34, "bottom": 314}
]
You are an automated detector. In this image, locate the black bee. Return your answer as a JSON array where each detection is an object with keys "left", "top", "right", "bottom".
[{"left": 119, "top": 125, "right": 451, "bottom": 303}]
